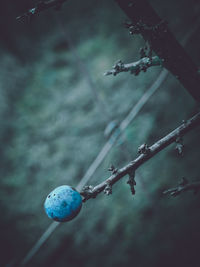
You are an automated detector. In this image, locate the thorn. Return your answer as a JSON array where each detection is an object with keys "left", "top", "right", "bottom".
[
  {"left": 54, "top": 2, "right": 63, "bottom": 11},
  {"left": 138, "top": 143, "right": 150, "bottom": 155},
  {"left": 175, "top": 136, "right": 184, "bottom": 155},
  {"left": 108, "top": 165, "right": 118, "bottom": 174},
  {"left": 104, "top": 183, "right": 112, "bottom": 195},
  {"left": 127, "top": 170, "right": 136, "bottom": 195}
]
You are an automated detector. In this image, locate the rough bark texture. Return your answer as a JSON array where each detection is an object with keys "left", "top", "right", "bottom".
[{"left": 115, "top": 0, "right": 200, "bottom": 102}]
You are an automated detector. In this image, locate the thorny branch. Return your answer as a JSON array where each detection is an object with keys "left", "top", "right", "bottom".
[
  {"left": 104, "top": 56, "right": 162, "bottom": 76},
  {"left": 163, "top": 178, "right": 200, "bottom": 196},
  {"left": 115, "top": 0, "right": 200, "bottom": 102},
  {"left": 80, "top": 112, "right": 200, "bottom": 201},
  {"left": 16, "top": 0, "right": 68, "bottom": 20}
]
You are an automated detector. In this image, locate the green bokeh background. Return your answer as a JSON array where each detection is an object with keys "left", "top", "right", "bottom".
[{"left": 0, "top": 0, "right": 200, "bottom": 266}]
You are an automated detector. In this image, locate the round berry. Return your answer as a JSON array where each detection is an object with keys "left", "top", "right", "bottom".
[{"left": 44, "top": 185, "right": 82, "bottom": 222}]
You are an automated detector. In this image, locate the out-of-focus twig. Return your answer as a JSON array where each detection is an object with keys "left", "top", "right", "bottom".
[
  {"left": 104, "top": 56, "right": 162, "bottom": 76},
  {"left": 16, "top": 0, "right": 68, "bottom": 20},
  {"left": 163, "top": 178, "right": 200, "bottom": 197}
]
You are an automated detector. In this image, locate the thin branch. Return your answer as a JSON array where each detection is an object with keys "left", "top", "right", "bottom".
[
  {"left": 115, "top": 0, "right": 200, "bottom": 102},
  {"left": 77, "top": 69, "right": 168, "bottom": 191},
  {"left": 80, "top": 112, "right": 200, "bottom": 201},
  {"left": 104, "top": 56, "right": 162, "bottom": 76},
  {"left": 163, "top": 178, "right": 200, "bottom": 197},
  {"left": 19, "top": 68, "right": 168, "bottom": 266},
  {"left": 16, "top": 0, "right": 68, "bottom": 20},
  {"left": 16, "top": 6, "right": 200, "bottom": 266}
]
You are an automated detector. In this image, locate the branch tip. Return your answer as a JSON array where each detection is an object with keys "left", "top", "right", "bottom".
[
  {"left": 104, "top": 56, "right": 162, "bottom": 76},
  {"left": 127, "top": 171, "right": 136, "bottom": 195}
]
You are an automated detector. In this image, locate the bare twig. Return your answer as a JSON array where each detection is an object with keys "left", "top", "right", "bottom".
[
  {"left": 80, "top": 112, "right": 200, "bottom": 201},
  {"left": 104, "top": 56, "right": 162, "bottom": 76},
  {"left": 116, "top": 0, "right": 200, "bottom": 102},
  {"left": 76, "top": 69, "right": 168, "bottom": 191},
  {"left": 163, "top": 178, "right": 200, "bottom": 196},
  {"left": 16, "top": 0, "right": 68, "bottom": 20}
]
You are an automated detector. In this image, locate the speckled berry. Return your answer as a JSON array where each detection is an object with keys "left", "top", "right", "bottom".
[{"left": 44, "top": 185, "right": 82, "bottom": 222}]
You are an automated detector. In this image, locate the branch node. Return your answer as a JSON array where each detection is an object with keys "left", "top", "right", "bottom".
[
  {"left": 16, "top": 0, "right": 66, "bottom": 20},
  {"left": 124, "top": 19, "right": 168, "bottom": 37},
  {"left": 138, "top": 143, "right": 150, "bottom": 155},
  {"left": 162, "top": 177, "right": 200, "bottom": 197},
  {"left": 175, "top": 136, "right": 184, "bottom": 155},
  {"left": 108, "top": 164, "right": 118, "bottom": 175},
  {"left": 104, "top": 60, "right": 125, "bottom": 76},
  {"left": 104, "top": 182, "right": 112, "bottom": 195},
  {"left": 127, "top": 170, "right": 136, "bottom": 195},
  {"left": 80, "top": 185, "right": 96, "bottom": 202},
  {"left": 80, "top": 112, "right": 200, "bottom": 202}
]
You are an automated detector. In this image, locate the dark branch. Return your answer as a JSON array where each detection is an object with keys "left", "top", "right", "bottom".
[
  {"left": 104, "top": 56, "right": 162, "bottom": 76},
  {"left": 16, "top": 0, "right": 68, "bottom": 20},
  {"left": 163, "top": 178, "right": 200, "bottom": 196},
  {"left": 115, "top": 0, "right": 200, "bottom": 102},
  {"left": 80, "top": 112, "right": 200, "bottom": 201}
]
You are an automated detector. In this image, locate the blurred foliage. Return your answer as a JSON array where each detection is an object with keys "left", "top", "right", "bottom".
[{"left": 0, "top": 0, "right": 200, "bottom": 266}]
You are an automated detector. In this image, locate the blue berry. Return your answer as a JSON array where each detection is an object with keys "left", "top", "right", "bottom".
[{"left": 44, "top": 185, "right": 82, "bottom": 222}]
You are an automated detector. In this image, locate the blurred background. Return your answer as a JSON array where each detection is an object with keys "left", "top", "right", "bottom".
[{"left": 0, "top": 0, "right": 200, "bottom": 266}]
